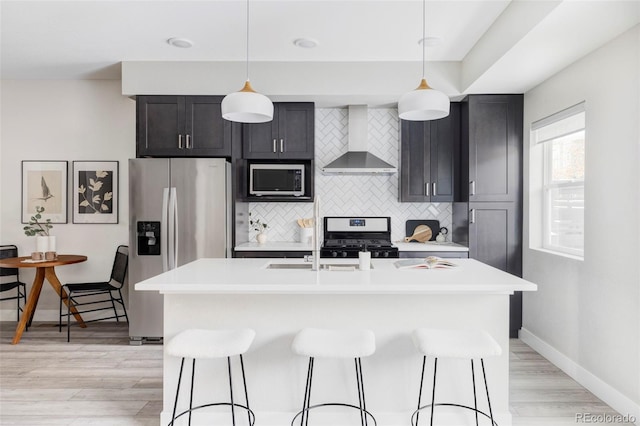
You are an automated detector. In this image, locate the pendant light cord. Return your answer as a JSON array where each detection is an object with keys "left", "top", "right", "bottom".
[
  {"left": 421, "top": 0, "right": 425, "bottom": 80},
  {"left": 246, "top": 0, "right": 250, "bottom": 82}
]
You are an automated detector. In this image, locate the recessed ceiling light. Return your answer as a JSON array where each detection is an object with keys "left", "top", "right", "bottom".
[
  {"left": 167, "top": 38, "right": 193, "bottom": 49},
  {"left": 293, "top": 38, "right": 319, "bottom": 49},
  {"left": 418, "top": 36, "right": 443, "bottom": 47}
]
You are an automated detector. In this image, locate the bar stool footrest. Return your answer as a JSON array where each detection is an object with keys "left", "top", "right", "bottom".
[
  {"left": 168, "top": 402, "right": 256, "bottom": 426},
  {"left": 291, "top": 402, "right": 377, "bottom": 426},
  {"left": 411, "top": 403, "right": 498, "bottom": 426}
]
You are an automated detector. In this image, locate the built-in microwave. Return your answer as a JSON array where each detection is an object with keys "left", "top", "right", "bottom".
[{"left": 249, "top": 163, "right": 305, "bottom": 196}]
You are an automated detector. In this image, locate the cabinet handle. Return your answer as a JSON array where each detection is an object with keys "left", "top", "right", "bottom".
[
  {"left": 280, "top": 139, "right": 284, "bottom": 153},
  {"left": 178, "top": 134, "right": 183, "bottom": 149},
  {"left": 424, "top": 182, "right": 430, "bottom": 196},
  {"left": 186, "top": 134, "right": 192, "bottom": 149},
  {"left": 273, "top": 139, "right": 277, "bottom": 153},
  {"left": 470, "top": 181, "right": 476, "bottom": 196},
  {"left": 432, "top": 182, "right": 437, "bottom": 196},
  {"left": 470, "top": 209, "right": 476, "bottom": 224}
]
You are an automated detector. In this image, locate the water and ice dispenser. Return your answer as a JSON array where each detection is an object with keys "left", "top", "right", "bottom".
[{"left": 137, "top": 221, "right": 160, "bottom": 255}]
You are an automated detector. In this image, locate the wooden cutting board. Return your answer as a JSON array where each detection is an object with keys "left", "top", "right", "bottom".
[
  {"left": 405, "top": 220, "right": 440, "bottom": 242},
  {"left": 404, "top": 224, "right": 432, "bottom": 242}
]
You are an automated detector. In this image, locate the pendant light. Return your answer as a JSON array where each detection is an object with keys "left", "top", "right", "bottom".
[
  {"left": 221, "top": 0, "right": 273, "bottom": 123},
  {"left": 397, "top": 0, "right": 450, "bottom": 121}
]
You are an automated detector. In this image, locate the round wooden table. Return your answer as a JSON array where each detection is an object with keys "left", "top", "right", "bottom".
[{"left": 0, "top": 255, "right": 88, "bottom": 344}]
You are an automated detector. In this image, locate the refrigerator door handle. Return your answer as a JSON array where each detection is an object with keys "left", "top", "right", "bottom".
[
  {"left": 168, "top": 187, "right": 177, "bottom": 270},
  {"left": 161, "top": 188, "right": 170, "bottom": 272},
  {"left": 170, "top": 187, "right": 178, "bottom": 269}
]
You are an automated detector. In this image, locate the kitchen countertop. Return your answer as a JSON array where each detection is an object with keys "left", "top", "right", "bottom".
[
  {"left": 136, "top": 257, "right": 536, "bottom": 295},
  {"left": 234, "top": 241, "right": 468, "bottom": 252}
]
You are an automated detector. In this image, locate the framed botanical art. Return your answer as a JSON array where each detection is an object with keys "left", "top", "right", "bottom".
[
  {"left": 21, "top": 161, "right": 68, "bottom": 224},
  {"left": 72, "top": 161, "right": 119, "bottom": 224}
]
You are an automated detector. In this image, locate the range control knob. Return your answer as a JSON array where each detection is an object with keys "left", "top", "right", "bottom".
[
  {"left": 331, "top": 251, "right": 338, "bottom": 258},
  {"left": 341, "top": 251, "right": 348, "bottom": 258},
  {"left": 372, "top": 251, "right": 380, "bottom": 258},
  {"left": 382, "top": 251, "right": 390, "bottom": 258}
]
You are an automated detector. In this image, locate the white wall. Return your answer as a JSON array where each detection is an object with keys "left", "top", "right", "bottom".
[
  {"left": 522, "top": 25, "right": 640, "bottom": 419},
  {"left": 0, "top": 80, "right": 135, "bottom": 320}
]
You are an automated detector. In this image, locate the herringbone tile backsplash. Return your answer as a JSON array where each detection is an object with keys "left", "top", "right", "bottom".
[{"left": 249, "top": 108, "right": 452, "bottom": 243}]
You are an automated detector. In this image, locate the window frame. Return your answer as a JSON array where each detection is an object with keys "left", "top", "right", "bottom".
[{"left": 532, "top": 102, "right": 585, "bottom": 258}]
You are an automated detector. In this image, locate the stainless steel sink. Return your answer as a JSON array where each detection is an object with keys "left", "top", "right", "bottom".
[
  {"left": 266, "top": 263, "right": 314, "bottom": 270},
  {"left": 321, "top": 264, "right": 373, "bottom": 270},
  {"left": 266, "top": 263, "right": 372, "bottom": 270}
]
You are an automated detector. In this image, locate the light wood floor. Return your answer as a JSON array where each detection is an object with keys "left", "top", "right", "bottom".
[{"left": 0, "top": 322, "right": 631, "bottom": 425}]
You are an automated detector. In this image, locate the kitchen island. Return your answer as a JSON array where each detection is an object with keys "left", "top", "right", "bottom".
[{"left": 136, "top": 258, "right": 536, "bottom": 426}]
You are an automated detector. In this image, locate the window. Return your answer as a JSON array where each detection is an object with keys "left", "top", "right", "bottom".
[{"left": 531, "top": 103, "right": 585, "bottom": 257}]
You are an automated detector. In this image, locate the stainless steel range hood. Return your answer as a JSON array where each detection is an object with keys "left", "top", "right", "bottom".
[{"left": 322, "top": 105, "right": 397, "bottom": 174}]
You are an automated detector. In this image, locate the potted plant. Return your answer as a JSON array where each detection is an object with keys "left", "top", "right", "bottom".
[
  {"left": 23, "top": 206, "right": 56, "bottom": 257},
  {"left": 249, "top": 213, "right": 268, "bottom": 244}
]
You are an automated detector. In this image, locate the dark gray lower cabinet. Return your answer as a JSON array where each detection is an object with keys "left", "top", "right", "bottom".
[
  {"left": 399, "top": 251, "right": 469, "bottom": 259},
  {"left": 468, "top": 202, "right": 522, "bottom": 337},
  {"left": 468, "top": 202, "right": 521, "bottom": 274},
  {"left": 233, "top": 251, "right": 311, "bottom": 258}
]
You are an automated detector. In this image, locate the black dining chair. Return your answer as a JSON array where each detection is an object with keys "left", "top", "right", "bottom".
[
  {"left": 0, "top": 245, "right": 27, "bottom": 322},
  {"left": 59, "top": 245, "right": 129, "bottom": 342}
]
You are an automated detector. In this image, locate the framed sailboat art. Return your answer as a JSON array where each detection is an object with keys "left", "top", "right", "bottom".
[{"left": 21, "top": 161, "right": 68, "bottom": 224}]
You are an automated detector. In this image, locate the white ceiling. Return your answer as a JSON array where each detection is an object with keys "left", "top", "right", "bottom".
[{"left": 1, "top": 1, "right": 639, "bottom": 105}]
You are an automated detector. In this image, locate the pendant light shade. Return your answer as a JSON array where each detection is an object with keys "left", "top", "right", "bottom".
[
  {"left": 398, "top": 78, "right": 450, "bottom": 121},
  {"left": 222, "top": 81, "right": 274, "bottom": 123},
  {"left": 398, "top": 0, "right": 449, "bottom": 121},
  {"left": 221, "top": 0, "right": 273, "bottom": 123}
]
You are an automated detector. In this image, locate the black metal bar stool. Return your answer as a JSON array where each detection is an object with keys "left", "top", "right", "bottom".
[
  {"left": 166, "top": 328, "right": 256, "bottom": 426},
  {"left": 291, "top": 328, "right": 377, "bottom": 426},
  {"left": 411, "top": 328, "right": 502, "bottom": 426}
]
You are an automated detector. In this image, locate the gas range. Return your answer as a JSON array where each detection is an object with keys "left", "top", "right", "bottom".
[{"left": 320, "top": 217, "right": 399, "bottom": 259}]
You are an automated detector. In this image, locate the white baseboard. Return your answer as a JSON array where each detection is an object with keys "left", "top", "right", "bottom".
[
  {"left": 0, "top": 308, "right": 124, "bottom": 322},
  {"left": 519, "top": 328, "right": 640, "bottom": 426}
]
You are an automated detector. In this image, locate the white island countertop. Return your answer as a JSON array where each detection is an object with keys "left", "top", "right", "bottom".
[
  {"left": 146, "top": 257, "right": 537, "bottom": 426},
  {"left": 136, "top": 257, "right": 536, "bottom": 295}
]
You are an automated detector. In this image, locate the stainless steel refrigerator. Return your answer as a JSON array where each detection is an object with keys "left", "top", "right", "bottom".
[{"left": 128, "top": 158, "right": 231, "bottom": 343}]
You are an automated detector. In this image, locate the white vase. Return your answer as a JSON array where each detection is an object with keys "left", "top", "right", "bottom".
[
  {"left": 36, "top": 236, "right": 48, "bottom": 253},
  {"left": 47, "top": 236, "right": 56, "bottom": 252},
  {"left": 257, "top": 232, "right": 267, "bottom": 245},
  {"left": 36, "top": 235, "right": 56, "bottom": 255}
]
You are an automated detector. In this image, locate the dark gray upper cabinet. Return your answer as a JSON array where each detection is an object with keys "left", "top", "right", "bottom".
[
  {"left": 400, "top": 118, "right": 429, "bottom": 202},
  {"left": 137, "top": 96, "right": 231, "bottom": 157},
  {"left": 461, "top": 95, "right": 523, "bottom": 202},
  {"left": 399, "top": 103, "right": 459, "bottom": 202},
  {"left": 242, "top": 102, "right": 314, "bottom": 159}
]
